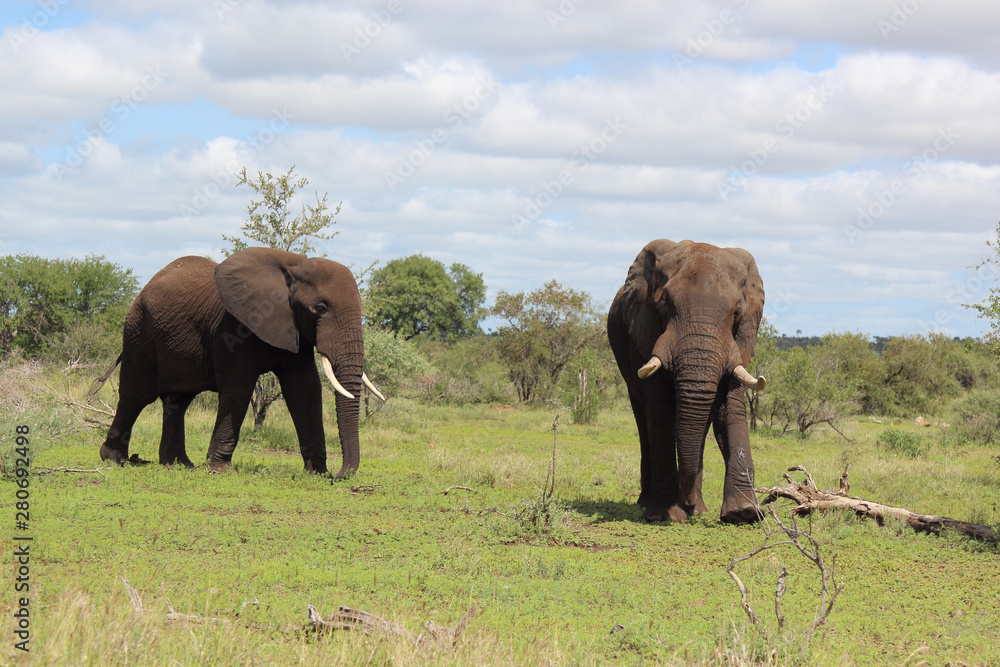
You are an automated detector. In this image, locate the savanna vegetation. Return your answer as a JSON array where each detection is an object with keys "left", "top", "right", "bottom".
[{"left": 3, "top": 185, "right": 999, "bottom": 664}]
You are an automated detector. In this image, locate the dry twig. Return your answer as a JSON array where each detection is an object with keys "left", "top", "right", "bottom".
[
  {"left": 121, "top": 577, "right": 143, "bottom": 615},
  {"left": 440, "top": 486, "right": 476, "bottom": 495},
  {"left": 727, "top": 503, "right": 845, "bottom": 657}
]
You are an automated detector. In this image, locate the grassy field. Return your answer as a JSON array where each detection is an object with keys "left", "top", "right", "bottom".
[{"left": 2, "top": 366, "right": 999, "bottom": 666}]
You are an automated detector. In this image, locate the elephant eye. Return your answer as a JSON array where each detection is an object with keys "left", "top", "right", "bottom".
[{"left": 313, "top": 302, "right": 329, "bottom": 314}]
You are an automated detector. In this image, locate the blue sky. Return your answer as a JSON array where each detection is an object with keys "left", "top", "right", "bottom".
[{"left": 2, "top": 0, "right": 999, "bottom": 338}]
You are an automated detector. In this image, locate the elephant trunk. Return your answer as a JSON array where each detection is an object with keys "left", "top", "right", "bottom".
[
  {"left": 672, "top": 344, "right": 726, "bottom": 513},
  {"left": 319, "top": 312, "right": 364, "bottom": 479}
]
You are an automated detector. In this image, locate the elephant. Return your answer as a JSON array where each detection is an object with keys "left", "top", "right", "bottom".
[
  {"left": 95, "top": 247, "right": 384, "bottom": 477},
  {"left": 607, "top": 239, "right": 767, "bottom": 525}
]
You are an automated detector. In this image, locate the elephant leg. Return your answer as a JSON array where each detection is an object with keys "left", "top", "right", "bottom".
[
  {"left": 206, "top": 382, "right": 254, "bottom": 472},
  {"left": 639, "top": 382, "right": 687, "bottom": 523},
  {"left": 713, "top": 384, "right": 762, "bottom": 524},
  {"left": 100, "top": 381, "right": 157, "bottom": 464},
  {"left": 158, "top": 392, "right": 197, "bottom": 467},
  {"left": 625, "top": 388, "right": 652, "bottom": 507},
  {"left": 274, "top": 361, "right": 327, "bottom": 474}
]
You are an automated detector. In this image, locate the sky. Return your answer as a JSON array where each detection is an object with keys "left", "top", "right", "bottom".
[{"left": 1, "top": 0, "right": 999, "bottom": 338}]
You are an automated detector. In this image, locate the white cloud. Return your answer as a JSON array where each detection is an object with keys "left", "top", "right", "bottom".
[{"left": 2, "top": 1, "right": 1000, "bottom": 339}]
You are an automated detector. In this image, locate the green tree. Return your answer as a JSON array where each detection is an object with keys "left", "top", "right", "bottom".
[
  {"left": 760, "top": 334, "right": 865, "bottom": 437},
  {"left": 222, "top": 165, "right": 340, "bottom": 256},
  {"left": 818, "top": 331, "right": 884, "bottom": 415},
  {"left": 968, "top": 220, "right": 1000, "bottom": 358},
  {"left": 0, "top": 254, "right": 138, "bottom": 359},
  {"left": 746, "top": 318, "right": 779, "bottom": 430},
  {"left": 369, "top": 255, "right": 486, "bottom": 340},
  {"left": 490, "top": 280, "right": 604, "bottom": 403},
  {"left": 221, "top": 165, "right": 342, "bottom": 430}
]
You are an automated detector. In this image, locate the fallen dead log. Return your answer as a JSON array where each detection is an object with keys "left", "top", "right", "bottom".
[
  {"left": 306, "top": 604, "right": 477, "bottom": 646},
  {"left": 757, "top": 465, "right": 996, "bottom": 542}
]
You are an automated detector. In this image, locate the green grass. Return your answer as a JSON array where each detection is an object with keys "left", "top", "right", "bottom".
[{"left": 2, "top": 368, "right": 999, "bottom": 665}]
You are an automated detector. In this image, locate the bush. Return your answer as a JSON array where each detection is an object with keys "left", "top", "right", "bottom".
[
  {"left": 0, "top": 254, "right": 137, "bottom": 358},
  {"left": 414, "top": 337, "right": 515, "bottom": 405},
  {"left": 951, "top": 389, "right": 1000, "bottom": 446},
  {"left": 362, "top": 325, "right": 433, "bottom": 396},
  {"left": 45, "top": 318, "right": 123, "bottom": 367},
  {"left": 876, "top": 429, "right": 930, "bottom": 459}
]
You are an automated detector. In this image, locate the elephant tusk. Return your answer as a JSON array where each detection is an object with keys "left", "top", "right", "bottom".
[
  {"left": 362, "top": 372, "right": 386, "bottom": 401},
  {"left": 637, "top": 356, "right": 662, "bottom": 379},
  {"left": 733, "top": 365, "right": 766, "bottom": 392},
  {"left": 321, "top": 355, "right": 355, "bottom": 399}
]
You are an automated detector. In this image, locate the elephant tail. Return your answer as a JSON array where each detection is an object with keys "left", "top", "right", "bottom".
[{"left": 87, "top": 353, "right": 122, "bottom": 398}]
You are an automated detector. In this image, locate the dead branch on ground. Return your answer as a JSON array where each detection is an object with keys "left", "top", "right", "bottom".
[
  {"left": 306, "top": 604, "right": 477, "bottom": 646},
  {"left": 165, "top": 601, "right": 231, "bottom": 625},
  {"left": 440, "top": 485, "right": 476, "bottom": 495},
  {"left": 32, "top": 466, "right": 111, "bottom": 478},
  {"left": 757, "top": 465, "right": 997, "bottom": 542},
  {"left": 121, "top": 577, "right": 144, "bottom": 615}
]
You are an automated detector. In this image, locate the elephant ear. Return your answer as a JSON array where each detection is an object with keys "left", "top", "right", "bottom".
[
  {"left": 215, "top": 247, "right": 305, "bottom": 353},
  {"left": 725, "top": 247, "right": 765, "bottom": 365},
  {"left": 620, "top": 239, "right": 678, "bottom": 357}
]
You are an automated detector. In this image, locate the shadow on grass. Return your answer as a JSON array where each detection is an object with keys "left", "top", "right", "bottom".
[{"left": 566, "top": 498, "right": 644, "bottom": 524}]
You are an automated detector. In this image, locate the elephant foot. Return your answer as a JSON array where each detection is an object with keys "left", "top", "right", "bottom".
[
  {"left": 304, "top": 460, "right": 328, "bottom": 475},
  {"left": 100, "top": 444, "right": 128, "bottom": 464},
  {"left": 208, "top": 460, "right": 232, "bottom": 473},
  {"left": 161, "top": 455, "right": 195, "bottom": 468},
  {"left": 636, "top": 492, "right": 650, "bottom": 508},
  {"left": 720, "top": 498, "right": 763, "bottom": 525},
  {"left": 642, "top": 504, "right": 689, "bottom": 523},
  {"left": 101, "top": 445, "right": 150, "bottom": 466}
]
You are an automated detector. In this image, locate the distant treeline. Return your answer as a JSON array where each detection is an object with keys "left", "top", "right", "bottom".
[{"left": 3, "top": 253, "right": 999, "bottom": 446}]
